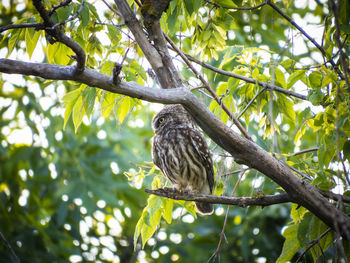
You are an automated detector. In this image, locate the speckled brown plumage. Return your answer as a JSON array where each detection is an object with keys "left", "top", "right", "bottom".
[{"left": 152, "top": 104, "right": 214, "bottom": 215}]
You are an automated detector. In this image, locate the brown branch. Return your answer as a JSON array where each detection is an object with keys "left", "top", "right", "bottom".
[
  {"left": 144, "top": 188, "right": 292, "bottom": 207},
  {"left": 320, "top": 190, "right": 350, "bottom": 204},
  {"left": 291, "top": 147, "right": 319, "bottom": 156},
  {"left": 114, "top": 0, "right": 180, "bottom": 89},
  {"left": 183, "top": 53, "right": 308, "bottom": 100},
  {"left": 48, "top": 0, "right": 72, "bottom": 16},
  {"left": 267, "top": 0, "right": 345, "bottom": 81},
  {"left": 0, "top": 23, "right": 45, "bottom": 33},
  {"left": 102, "top": 0, "right": 122, "bottom": 17},
  {"left": 164, "top": 34, "right": 252, "bottom": 140},
  {"left": 32, "top": 0, "right": 86, "bottom": 73},
  {"left": 50, "top": 0, "right": 85, "bottom": 30}
]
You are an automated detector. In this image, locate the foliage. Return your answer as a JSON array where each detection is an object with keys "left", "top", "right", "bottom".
[{"left": 0, "top": 0, "right": 350, "bottom": 262}]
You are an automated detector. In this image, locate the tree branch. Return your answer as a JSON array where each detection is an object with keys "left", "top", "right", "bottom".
[
  {"left": 1, "top": 58, "right": 350, "bottom": 241},
  {"left": 114, "top": 0, "right": 180, "bottom": 89},
  {"left": 183, "top": 52, "right": 308, "bottom": 100},
  {"left": 267, "top": 0, "right": 345, "bottom": 81},
  {"left": 144, "top": 188, "right": 292, "bottom": 207},
  {"left": 0, "top": 23, "right": 45, "bottom": 33},
  {"left": 32, "top": 0, "right": 86, "bottom": 73}
]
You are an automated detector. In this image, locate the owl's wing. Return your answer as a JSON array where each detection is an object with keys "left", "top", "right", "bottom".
[
  {"left": 189, "top": 130, "right": 215, "bottom": 193},
  {"left": 152, "top": 136, "right": 162, "bottom": 170}
]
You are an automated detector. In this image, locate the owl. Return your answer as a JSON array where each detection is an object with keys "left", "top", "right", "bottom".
[{"left": 151, "top": 104, "right": 214, "bottom": 215}]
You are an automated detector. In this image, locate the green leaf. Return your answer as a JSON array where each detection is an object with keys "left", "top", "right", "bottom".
[
  {"left": 62, "top": 87, "right": 84, "bottom": 129},
  {"left": 276, "top": 224, "right": 300, "bottom": 263},
  {"left": 291, "top": 204, "right": 307, "bottom": 224},
  {"left": 8, "top": 28, "right": 24, "bottom": 57},
  {"left": 287, "top": 70, "right": 306, "bottom": 89},
  {"left": 117, "top": 97, "right": 132, "bottom": 123},
  {"left": 57, "top": 5, "right": 73, "bottom": 21},
  {"left": 309, "top": 217, "right": 333, "bottom": 262},
  {"left": 275, "top": 67, "right": 286, "bottom": 89},
  {"left": 162, "top": 199, "right": 173, "bottom": 224},
  {"left": 343, "top": 140, "right": 350, "bottom": 160},
  {"left": 308, "top": 89, "right": 324, "bottom": 106},
  {"left": 184, "top": 0, "right": 194, "bottom": 16},
  {"left": 47, "top": 42, "right": 72, "bottom": 65},
  {"left": 83, "top": 87, "right": 97, "bottom": 119},
  {"left": 80, "top": 4, "right": 90, "bottom": 28},
  {"left": 25, "top": 28, "right": 41, "bottom": 58},
  {"left": 277, "top": 95, "right": 295, "bottom": 122},
  {"left": 215, "top": 0, "right": 237, "bottom": 8},
  {"left": 72, "top": 95, "right": 86, "bottom": 133},
  {"left": 308, "top": 71, "right": 322, "bottom": 89},
  {"left": 101, "top": 92, "right": 119, "bottom": 118}
]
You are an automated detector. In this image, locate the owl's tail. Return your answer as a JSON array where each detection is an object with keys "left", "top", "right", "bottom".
[{"left": 195, "top": 202, "right": 214, "bottom": 215}]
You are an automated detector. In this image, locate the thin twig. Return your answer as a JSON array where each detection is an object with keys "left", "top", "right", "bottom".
[
  {"left": 50, "top": 0, "right": 85, "bottom": 30},
  {"left": 287, "top": 164, "right": 312, "bottom": 181},
  {"left": 210, "top": 170, "right": 246, "bottom": 262},
  {"left": 0, "top": 231, "right": 20, "bottom": 263},
  {"left": 291, "top": 147, "right": 319, "bottom": 156},
  {"left": 295, "top": 228, "right": 332, "bottom": 263},
  {"left": 0, "top": 23, "right": 45, "bottom": 33},
  {"left": 182, "top": 52, "right": 307, "bottom": 100},
  {"left": 267, "top": 0, "right": 345, "bottom": 81},
  {"left": 102, "top": 0, "right": 122, "bottom": 17},
  {"left": 48, "top": 0, "right": 72, "bottom": 16},
  {"left": 237, "top": 86, "right": 267, "bottom": 119},
  {"left": 164, "top": 34, "right": 252, "bottom": 140}
]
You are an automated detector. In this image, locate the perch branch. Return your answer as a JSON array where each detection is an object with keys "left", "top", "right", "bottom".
[{"left": 144, "top": 188, "right": 292, "bottom": 207}]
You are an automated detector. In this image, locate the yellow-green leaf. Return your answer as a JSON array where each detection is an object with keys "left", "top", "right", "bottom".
[
  {"left": 101, "top": 92, "right": 119, "bottom": 118},
  {"left": 162, "top": 199, "right": 173, "bottom": 224},
  {"left": 117, "top": 97, "right": 132, "bottom": 123},
  {"left": 62, "top": 87, "right": 84, "bottom": 129},
  {"left": 72, "top": 95, "right": 85, "bottom": 133},
  {"left": 276, "top": 224, "right": 300, "bottom": 263},
  {"left": 25, "top": 28, "right": 41, "bottom": 58}
]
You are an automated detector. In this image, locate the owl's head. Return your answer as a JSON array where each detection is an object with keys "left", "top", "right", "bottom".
[{"left": 152, "top": 104, "right": 195, "bottom": 133}]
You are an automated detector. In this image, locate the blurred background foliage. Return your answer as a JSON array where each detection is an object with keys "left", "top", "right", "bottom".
[{"left": 0, "top": 0, "right": 349, "bottom": 262}]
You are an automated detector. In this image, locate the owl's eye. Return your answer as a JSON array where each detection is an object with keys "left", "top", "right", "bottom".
[{"left": 158, "top": 117, "right": 165, "bottom": 124}]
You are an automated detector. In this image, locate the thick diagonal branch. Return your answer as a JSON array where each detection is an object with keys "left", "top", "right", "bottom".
[
  {"left": 114, "top": 0, "right": 181, "bottom": 89},
  {"left": 0, "top": 58, "right": 350, "bottom": 241}
]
